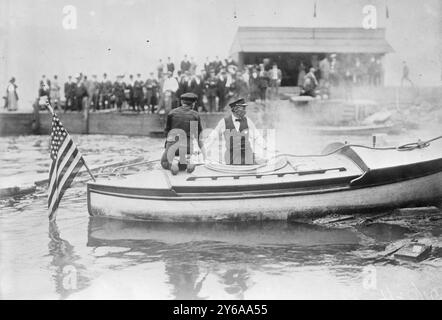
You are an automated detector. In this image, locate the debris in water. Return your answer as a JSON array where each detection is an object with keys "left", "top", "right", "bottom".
[
  {"left": 394, "top": 242, "right": 432, "bottom": 262},
  {"left": 313, "top": 215, "right": 355, "bottom": 225}
]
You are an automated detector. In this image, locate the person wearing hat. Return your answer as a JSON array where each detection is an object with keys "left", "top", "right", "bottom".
[
  {"left": 144, "top": 72, "right": 159, "bottom": 113},
  {"left": 50, "top": 75, "right": 61, "bottom": 110},
  {"left": 5, "top": 77, "right": 18, "bottom": 111},
  {"left": 203, "top": 98, "right": 267, "bottom": 165},
  {"left": 161, "top": 92, "right": 204, "bottom": 175},
  {"left": 74, "top": 73, "right": 88, "bottom": 111},
  {"left": 166, "top": 57, "right": 175, "bottom": 75},
  {"left": 133, "top": 73, "right": 144, "bottom": 112},
  {"left": 112, "top": 75, "right": 125, "bottom": 112},
  {"left": 100, "top": 73, "right": 113, "bottom": 109},
  {"left": 64, "top": 75, "right": 74, "bottom": 111}
]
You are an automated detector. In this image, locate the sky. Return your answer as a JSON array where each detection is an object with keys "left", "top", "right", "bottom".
[{"left": 1, "top": 0, "right": 441, "bottom": 108}]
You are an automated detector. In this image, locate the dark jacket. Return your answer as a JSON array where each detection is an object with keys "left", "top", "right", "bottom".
[
  {"left": 165, "top": 106, "right": 203, "bottom": 152},
  {"left": 180, "top": 60, "right": 191, "bottom": 72},
  {"left": 167, "top": 63, "right": 175, "bottom": 74},
  {"left": 217, "top": 76, "right": 228, "bottom": 96}
]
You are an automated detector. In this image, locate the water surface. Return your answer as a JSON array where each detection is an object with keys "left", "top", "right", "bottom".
[{"left": 1, "top": 133, "right": 442, "bottom": 299}]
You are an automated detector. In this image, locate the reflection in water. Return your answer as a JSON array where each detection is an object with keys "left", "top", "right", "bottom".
[
  {"left": 356, "top": 223, "right": 412, "bottom": 243},
  {"left": 48, "top": 222, "right": 89, "bottom": 299},
  {"left": 165, "top": 259, "right": 209, "bottom": 299},
  {"left": 221, "top": 269, "right": 249, "bottom": 299},
  {"left": 86, "top": 217, "right": 375, "bottom": 299}
]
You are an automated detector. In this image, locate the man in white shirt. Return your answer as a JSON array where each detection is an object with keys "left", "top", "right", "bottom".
[
  {"left": 162, "top": 71, "right": 179, "bottom": 92},
  {"left": 161, "top": 71, "right": 179, "bottom": 113},
  {"left": 203, "top": 98, "right": 269, "bottom": 165}
]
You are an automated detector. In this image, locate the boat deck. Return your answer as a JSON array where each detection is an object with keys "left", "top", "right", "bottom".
[
  {"left": 170, "top": 155, "right": 363, "bottom": 191},
  {"left": 93, "top": 154, "right": 364, "bottom": 195},
  {"left": 90, "top": 140, "right": 442, "bottom": 195},
  {"left": 353, "top": 140, "right": 442, "bottom": 170}
]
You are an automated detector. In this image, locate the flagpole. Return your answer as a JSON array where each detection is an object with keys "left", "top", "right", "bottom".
[
  {"left": 81, "top": 156, "right": 96, "bottom": 182},
  {"left": 45, "top": 99, "right": 96, "bottom": 182},
  {"left": 46, "top": 100, "right": 55, "bottom": 116}
]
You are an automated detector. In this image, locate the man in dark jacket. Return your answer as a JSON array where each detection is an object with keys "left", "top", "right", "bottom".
[
  {"left": 112, "top": 75, "right": 125, "bottom": 112},
  {"left": 167, "top": 57, "right": 175, "bottom": 75},
  {"left": 217, "top": 70, "right": 228, "bottom": 111},
  {"left": 161, "top": 92, "right": 204, "bottom": 175},
  {"left": 73, "top": 75, "right": 88, "bottom": 111},
  {"left": 64, "top": 76, "right": 74, "bottom": 111},
  {"left": 180, "top": 55, "right": 191, "bottom": 73},
  {"left": 100, "top": 73, "right": 113, "bottom": 109},
  {"left": 144, "top": 72, "right": 158, "bottom": 113},
  {"left": 133, "top": 73, "right": 144, "bottom": 112},
  {"left": 204, "top": 70, "right": 218, "bottom": 112}
]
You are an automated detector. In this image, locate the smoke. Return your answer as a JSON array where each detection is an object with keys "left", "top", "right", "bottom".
[
  {"left": 250, "top": 99, "right": 345, "bottom": 156},
  {"left": 254, "top": 86, "right": 442, "bottom": 156}
]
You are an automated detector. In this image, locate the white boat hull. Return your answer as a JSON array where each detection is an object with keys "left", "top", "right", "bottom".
[{"left": 88, "top": 170, "right": 442, "bottom": 222}]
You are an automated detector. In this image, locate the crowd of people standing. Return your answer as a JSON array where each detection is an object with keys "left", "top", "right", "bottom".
[
  {"left": 4, "top": 53, "right": 394, "bottom": 112},
  {"left": 35, "top": 55, "right": 283, "bottom": 113}
]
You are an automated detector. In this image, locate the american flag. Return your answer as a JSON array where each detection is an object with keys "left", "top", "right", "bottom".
[{"left": 48, "top": 113, "right": 84, "bottom": 220}]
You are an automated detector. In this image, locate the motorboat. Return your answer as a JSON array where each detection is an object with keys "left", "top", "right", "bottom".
[{"left": 87, "top": 138, "right": 442, "bottom": 222}]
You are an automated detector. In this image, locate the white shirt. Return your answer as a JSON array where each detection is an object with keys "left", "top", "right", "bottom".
[
  {"left": 204, "top": 114, "right": 271, "bottom": 163},
  {"left": 7, "top": 83, "right": 16, "bottom": 93},
  {"left": 242, "top": 72, "right": 249, "bottom": 84},
  {"left": 162, "top": 77, "right": 179, "bottom": 93}
]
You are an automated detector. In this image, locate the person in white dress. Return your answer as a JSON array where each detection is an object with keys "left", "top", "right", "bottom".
[{"left": 5, "top": 78, "right": 19, "bottom": 111}]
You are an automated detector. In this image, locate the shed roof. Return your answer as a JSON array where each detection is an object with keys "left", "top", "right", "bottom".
[{"left": 230, "top": 27, "right": 394, "bottom": 54}]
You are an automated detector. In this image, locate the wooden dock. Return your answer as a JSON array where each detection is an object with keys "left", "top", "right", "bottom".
[{"left": 1, "top": 110, "right": 228, "bottom": 137}]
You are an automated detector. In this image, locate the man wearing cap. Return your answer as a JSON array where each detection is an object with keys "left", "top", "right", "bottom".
[
  {"left": 161, "top": 92, "right": 204, "bottom": 175},
  {"left": 203, "top": 98, "right": 267, "bottom": 165},
  {"left": 74, "top": 74, "right": 88, "bottom": 111},
  {"left": 144, "top": 72, "right": 158, "bottom": 113},
  {"left": 133, "top": 73, "right": 144, "bottom": 112},
  {"left": 100, "top": 73, "right": 112, "bottom": 109}
]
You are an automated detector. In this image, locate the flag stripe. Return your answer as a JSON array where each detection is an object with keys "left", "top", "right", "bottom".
[
  {"left": 59, "top": 147, "right": 78, "bottom": 179},
  {"left": 48, "top": 140, "right": 76, "bottom": 207},
  {"left": 49, "top": 150, "right": 81, "bottom": 210},
  {"left": 48, "top": 147, "right": 79, "bottom": 207},
  {"left": 49, "top": 159, "right": 83, "bottom": 220},
  {"left": 49, "top": 152, "right": 83, "bottom": 214},
  {"left": 57, "top": 136, "right": 73, "bottom": 162},
  {"left": 49, "top": 160, "right": 82, "bottom": 215},
  {"left": 48, "top": 137, "right": 70, "bottom": 195}
]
